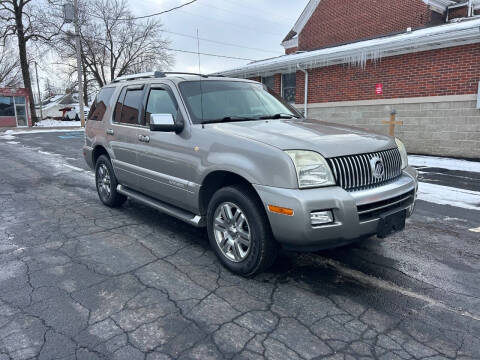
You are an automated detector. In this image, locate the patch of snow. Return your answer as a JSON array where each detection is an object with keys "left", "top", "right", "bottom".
[
  {"left": 417, "top": 182, "right": 480, "bottom": 211},
  {"left": 6, "top": 141, "right": 19, "bottom": 145},
  {"left": 35, "top": 119, "right": 80, "bottom": 127},
  {"left": 409, "top": 155, "right": 480, "bottom": 173},
  {"left": 0, "top": 134, "right": 16, "bottom": 140},
  {"left": 4, "top": 129, "right": 84, "bottom": 135}
]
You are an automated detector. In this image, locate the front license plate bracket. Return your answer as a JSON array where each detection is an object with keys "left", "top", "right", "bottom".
[{"left": 377, "top": 210, "right": 406, "bottom": 238}]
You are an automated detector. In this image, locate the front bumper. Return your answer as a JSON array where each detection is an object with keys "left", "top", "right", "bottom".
[{"left": 254, "top": 167, "right": 418, "bottom": 251}]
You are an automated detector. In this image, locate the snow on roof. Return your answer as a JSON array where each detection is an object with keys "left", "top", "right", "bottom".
[{"left": 218, "top": 18, "right": 480, "bottom": 78}]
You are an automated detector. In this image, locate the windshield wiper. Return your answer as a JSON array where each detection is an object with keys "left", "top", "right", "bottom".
[
  {"left": 258, "top": 113, "right": 300, "bottom": 120},
  {"left": 202, "top": 116, "right": 259, "bottom": 125}
]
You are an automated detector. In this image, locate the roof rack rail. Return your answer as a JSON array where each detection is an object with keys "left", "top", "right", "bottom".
[{"left": 112, "top": 71, "right": 218, "bottom": 83}]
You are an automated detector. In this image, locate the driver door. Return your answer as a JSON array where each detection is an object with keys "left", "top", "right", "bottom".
[{"left": 135, "top": 84, "right": 198, "bottom": 212}]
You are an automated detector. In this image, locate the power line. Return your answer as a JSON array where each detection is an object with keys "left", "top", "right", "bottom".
[
  {"left": 166, "top": 47, "right": 255, "bottom": 61},
  {"left": 160, "top": 29, "right": 281, "bottom": 54},
  {"left": 177, "top": 9, "right": 285, "bottom": 37},
  {"left": 91, "top": 0, "right": 197, "bottom": 21},
  {"left": 194, "top": 1, "right": 288, "bottom": 27},
  {"left": 127, "top": 0, "right": 197, "bottom": 20},
  {"left": 220, "top": 0, "right": 298, "bottom": 23}
]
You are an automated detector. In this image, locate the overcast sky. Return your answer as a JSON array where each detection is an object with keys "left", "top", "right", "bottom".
[
  {"left": 128, "top": 0, "right": 306, "bottom": 74},
  {"left": 38, "top": 0, "right": 307, "bottom": 94}
]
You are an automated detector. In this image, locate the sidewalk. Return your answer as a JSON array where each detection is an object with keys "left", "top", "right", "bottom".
[{"left": 409, "top": 155, "right": 480, "bottom": 211}]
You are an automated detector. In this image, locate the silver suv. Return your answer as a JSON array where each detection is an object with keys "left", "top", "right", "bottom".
[{"left": 84, "top": 72, "right": 418, "bottom": 276}]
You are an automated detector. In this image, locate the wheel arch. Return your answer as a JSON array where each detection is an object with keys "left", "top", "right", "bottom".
[
  {"left": 198, "top": 170, "right": 266, "bottom": 217},
  {"left": 92, "top": 145, "right": 110, "bottom": 166}
]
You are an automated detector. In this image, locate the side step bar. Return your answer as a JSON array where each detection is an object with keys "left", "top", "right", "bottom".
[{"left": 117, "top": 185, "right": 205, "bottom": 227}]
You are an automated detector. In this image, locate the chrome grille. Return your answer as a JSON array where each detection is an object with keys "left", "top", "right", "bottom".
[{"left": 327, "top": 149, "right": 402, "bottom": 191}]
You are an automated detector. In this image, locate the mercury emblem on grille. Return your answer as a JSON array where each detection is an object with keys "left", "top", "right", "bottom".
[{"left": 370, "top": 156, "right": 385, "bottom": 179}]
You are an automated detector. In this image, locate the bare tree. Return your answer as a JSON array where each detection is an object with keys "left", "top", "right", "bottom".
[
  {"left": 54, "top": 0, "right": 172, "bottom": 91},
  {"left": 0, "top": 41, "right": 21, "bottom": 87},
  {"left": 0, "top": 0, "right": 62, "bottom": 123}
]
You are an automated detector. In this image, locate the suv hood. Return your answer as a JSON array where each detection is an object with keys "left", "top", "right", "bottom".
[{"left": 208, "top": 119, "right": 396, "bottom": 158}]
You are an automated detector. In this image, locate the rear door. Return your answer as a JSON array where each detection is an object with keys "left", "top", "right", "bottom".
[{"left": 107, "top": 84, "right": 145, "bottom": 189}]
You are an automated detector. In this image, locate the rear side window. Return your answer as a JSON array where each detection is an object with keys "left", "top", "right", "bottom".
[
  {"left": 145, "top": 88, "right": 178, "bottom": 125},
  {"left": 113, "top": 88, "right": 143, "bottom": 125},
  {"left": 88, "top": 87, "right": 115, "bottom": 121}
]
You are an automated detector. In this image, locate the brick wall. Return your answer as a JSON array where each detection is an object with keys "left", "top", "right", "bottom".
[
  {"left": 295, "top": 43, "right": 480, "bottom": 104},
  {"left": 285, "top": 47, "right": 298, "bottom": 55},
  {"left": 299, "top": 0, "right": 436, "bottom": 51},
  {"left": 448, "top": 6, "right": 468, "bottom": 19},
  {"left": 0, "top": 117, "right": 18, "bottom": 127}
]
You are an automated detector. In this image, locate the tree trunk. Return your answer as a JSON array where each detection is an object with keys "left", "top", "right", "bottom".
[
  {"left": 81, "top": 54, "right": 89, "bottom": 105},
  {"left": 15, "top": 10, "right": 37, "bottom": 124}
]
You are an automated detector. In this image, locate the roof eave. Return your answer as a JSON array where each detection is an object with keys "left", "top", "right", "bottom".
[{"left": 217, "top": 19, "right": 480, "bottom": 78}]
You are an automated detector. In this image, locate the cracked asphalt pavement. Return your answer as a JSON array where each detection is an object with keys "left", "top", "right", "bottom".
[{"left": 0, "top": 130, "right": 479, "bottom": 359}]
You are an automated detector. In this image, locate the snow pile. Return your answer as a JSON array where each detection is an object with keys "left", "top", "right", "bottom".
[
  {"left": 409, "top": 155, "right": 480, "bottom": 173},
  {"left": 417, "top": 182, "right": 480, "bottom": 211},
  {"left": 0, "top": 130, "right": 16, "bottom": 140},
  {"left": 34, "top": 119, "right": 81, "bottom": 127}
]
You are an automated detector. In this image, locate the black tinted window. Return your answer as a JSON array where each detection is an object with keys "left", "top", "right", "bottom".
[
  {"left": 262, "top": 76, "right": 275, "bottom": 91},
  {"left": 145, "top": 89, "right": 178, "bottom": 125},
  {"left": 120, "top": 89, "right": 143, "bottom": 125},
  {"left": 282, "top": 73, "right": 296, "bottom": 103},
  {"left": 88, "top": 87, "right": 115, "bottom": 121},
  {"left": 0, "top": 96, "right": 14, "bottom": 117},
  {"left": 113, "top": 88, "right": 127, "bottom": 123}
]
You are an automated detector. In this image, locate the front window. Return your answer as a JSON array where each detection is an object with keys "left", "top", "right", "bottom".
[
  {"left": 282, "top": 73, "right": 296, "bottom": 104},
  {"left": 178, "top": 80, "right": 299, "bottom": 124},
  {"left": 0, "top": 96, "right": 15, "bottom": 117}
]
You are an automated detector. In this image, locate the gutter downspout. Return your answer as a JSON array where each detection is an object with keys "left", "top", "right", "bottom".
[
  {"left": 297, "top": 64, "right": 308, "bottom": 118},
  {"left": 468, "top": 0, "right": 473, "bottom": 17}
]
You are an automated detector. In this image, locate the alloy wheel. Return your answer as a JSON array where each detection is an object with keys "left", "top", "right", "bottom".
[
  {"left": 213, "top": 202, "right": 251, "bottom": 262},
  {"left": 97, "top": 164, "right": 111, "bottom": 200}
]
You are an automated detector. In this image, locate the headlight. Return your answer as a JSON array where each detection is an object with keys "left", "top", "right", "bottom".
[
  {"left": 395, "top": 138, "right": 408, "bottom": 169},
  {"left": 285, "top": 150, "right": 335, "bottom": 189}
]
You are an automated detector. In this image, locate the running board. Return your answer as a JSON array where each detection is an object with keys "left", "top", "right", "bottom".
[{"left": 117, "top": 185, "right": 205, "bottom": 227}]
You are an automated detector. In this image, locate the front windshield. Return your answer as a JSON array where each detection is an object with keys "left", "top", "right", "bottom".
[{"left": 178, "top": 80, "right": 300, "bottom": 124}]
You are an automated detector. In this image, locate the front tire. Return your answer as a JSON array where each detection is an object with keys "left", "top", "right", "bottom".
[
  {"left": 207, "top": 185, "right": 277, "bottom": 276},
  {"left": 95, "top": 155, "right": 127, "bottom": 207}
]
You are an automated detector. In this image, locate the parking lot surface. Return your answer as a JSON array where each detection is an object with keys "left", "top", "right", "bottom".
[{"left": 0, "top": 130, "right": 479, "bottom": 359}]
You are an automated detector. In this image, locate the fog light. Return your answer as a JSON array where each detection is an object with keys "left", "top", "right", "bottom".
[{"left": 310, "top": 210, "right": 334, "bottom": 226}]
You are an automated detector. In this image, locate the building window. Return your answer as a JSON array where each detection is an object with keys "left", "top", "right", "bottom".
[
  {"left": 262, "top": 76, "right": 275, "bottom": 91},
  {"left": 282, "top": 73, "right": 296, "bottom": 103},
  {"left": 0, "top": 96, "right": 15, "bottom": 117}
]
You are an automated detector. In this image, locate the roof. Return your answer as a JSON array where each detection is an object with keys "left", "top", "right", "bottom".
[
  {"left": 217, "top": 17, "right": 480, "bottom": 78},
  {"left": 281, "top": 0, "right": 480, "bottom": 49}
]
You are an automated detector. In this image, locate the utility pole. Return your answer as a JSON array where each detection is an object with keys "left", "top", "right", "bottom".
[
  {"left": 74, "top": 0, "right": 85, "bottom": 127},
  {"left": 34, "top": 62, "right": 43, "bottom": 120}
]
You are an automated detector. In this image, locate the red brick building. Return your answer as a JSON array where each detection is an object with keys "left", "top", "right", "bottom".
[
  {"left": 220, "top": 0, "right": 480, "bottom": 159},
  {"left": 0, "top": 88, "right": 32, "bottom": 128}
]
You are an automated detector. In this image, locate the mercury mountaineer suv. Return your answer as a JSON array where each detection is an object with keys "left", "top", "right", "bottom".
[{"left": 83, "top": 72, "right": 418, "bottom": 276}]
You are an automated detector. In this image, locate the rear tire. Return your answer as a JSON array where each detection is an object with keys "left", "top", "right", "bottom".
[
  {"left": 207, "top": 185, "right": 278, "bottom": 277},
  {"left": 95, "top": 155, "right": 127, "bottom": 207},
  {"left": 64, "top": 115, "right": 70, "bottom": 122}
]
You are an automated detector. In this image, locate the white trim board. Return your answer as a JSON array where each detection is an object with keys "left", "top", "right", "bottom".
[{"left": 293, "top": 94, "right": 478, "bottom": 109}]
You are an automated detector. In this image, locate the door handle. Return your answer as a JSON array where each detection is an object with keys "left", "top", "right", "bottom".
[
  {"left": 106, "top": 129, "right": 114, "bottom": 135},
  {"left": 138, "top": 135, "right": 150, "bottom": 143}
]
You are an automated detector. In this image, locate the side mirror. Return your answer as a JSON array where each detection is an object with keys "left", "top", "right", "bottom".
[{"left": 150, "top": 113, "right": 183, "bottom": 133}]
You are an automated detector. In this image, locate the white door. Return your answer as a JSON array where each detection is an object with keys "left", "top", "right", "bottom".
[{"left": 14, "top": 97, "right": 28, "bottom": 127}]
